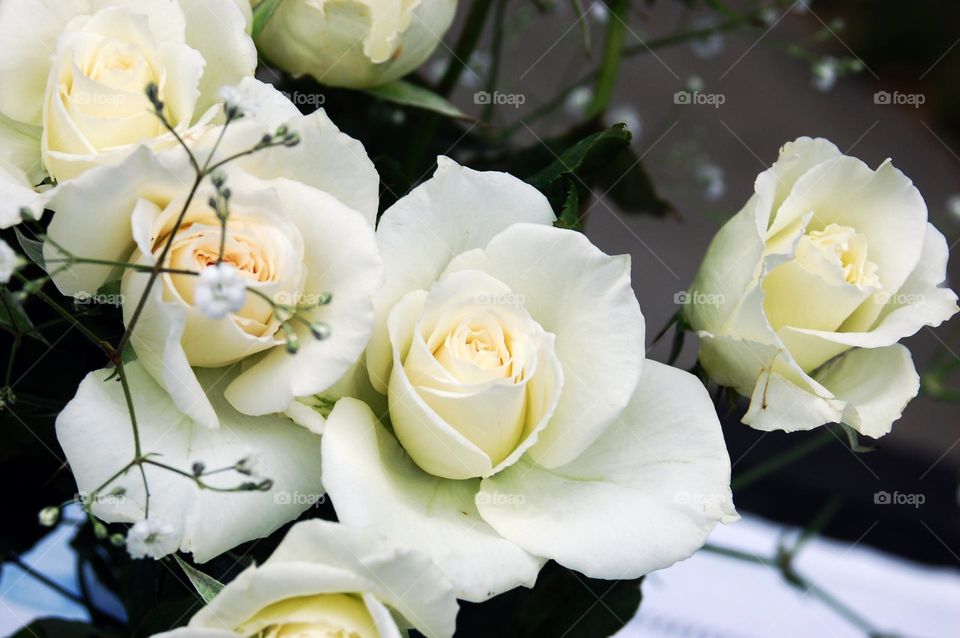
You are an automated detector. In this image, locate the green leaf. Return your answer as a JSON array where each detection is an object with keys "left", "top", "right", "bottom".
[
  {"left": 364, "top": 81, "right": 469, "bottom": 119},
  {"left": 0, "top": 287, "right": 46, "bottom": 343},
  {"left": 555, "top": 181, "right": 583, "bottom": 230},
  {"left": 251, "top": 0, "right": 282, "bottom": 39},
  {"left": 596, "top": 146, "right": 674, "bottom": 218},
  {"left": 14, "top": 226, "right": 45, "bottom": 270},
  {"left": 526, "top": 124, "right": 632, "bottom": 195},
  {"left": 174, "top": 554, "right": 225, "bottom": 604}
]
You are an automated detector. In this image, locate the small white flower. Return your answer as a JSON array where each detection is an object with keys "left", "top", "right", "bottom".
[
  {"left": 947, "top": 194, "right": 960, "bottom": 221},
  {"left": 590, "top": 2, "right": 609, "bottom": 23},
  {"left": 564, "top": 86, "right": 594, "bottom": 118},
  {"left": 696, "top": 163, "right": 726, "bottom": 201},
  {"left": 812, "top": 57, "right": 839, "bottom": 92},
  {"left": 690, "top": 20, "right": 725, "bottom": 59},
  {"left": 0, "top": 238, "right": 23, "bottom": 284},
  {"left": 37, "top": 506, "right": 60, "bottom": 527},
  {"left": 195, "top": 263, "right": 247, "bottom": 319},
  {"left": 218, "top": 84, "right": 259, "bottom": 118},
  {"left": 126, "top": 518, "right": 178, "bottom": 559}
]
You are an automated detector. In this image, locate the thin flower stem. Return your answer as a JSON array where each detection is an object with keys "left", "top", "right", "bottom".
[
  {"left": 13, "top": 273, "right": 110, "bottom": 354},
  {"left": 116, "top": 172, "right": 204, "bottom": 357},
  {"left": 44, "top": 256, "right": 199, "bottom": 277},
  {"left": 141, "top": 459, "right": 262, "bottom": 493},
  {"left": 585, "top": 0, "right": 628, "bottom": 120},
  {"left": 205, "top": 140, "right": 289, "bottom": 175},
  {"left": 702, "top": 542, "right": 883, "bottom": 636},
  {"left": 730, "top": 429, "right": 835, "bottom": 491}
]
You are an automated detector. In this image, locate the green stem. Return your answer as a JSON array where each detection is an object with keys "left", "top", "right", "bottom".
[
  {"left": 14, "top": 273, "right": 109, "bottom": 353},
  {"left": 116, "top": 172, "right": 203, "bottom": 356},
  {"left": 481, "top": 0, "right": 508, "bottom": 124},
  {"left": 731, "top": 429, "right": 834, "bottom": 491},
  {"left": 438, "top": 0, "right": 493, "bottom": 96},
  {"left": 703, "top": 542, "right": 882, "bottom": 636},
  {"left": 585, "top": 0, "right": 629, "bottom": 120}
]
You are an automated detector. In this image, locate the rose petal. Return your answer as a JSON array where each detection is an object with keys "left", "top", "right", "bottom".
[
  {"left": 321, "top": 398, "right": 544, "bottom": 602},
  {"left": 477, "top": 360, "right": 736, "bottom": 579},
  {"left": 56, "top": 362, "right": 324, "bottom": 563}
]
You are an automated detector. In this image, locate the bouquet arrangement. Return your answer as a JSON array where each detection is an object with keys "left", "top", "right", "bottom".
[{"left": 1, "top": 0, "right": 956, "bottom": 636}]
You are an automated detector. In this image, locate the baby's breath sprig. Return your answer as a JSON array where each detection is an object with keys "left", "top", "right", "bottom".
[
  {"left": 247, "top": 288, "right": 333, "bottom": 354},
  {"left": 16, "top": 82, "right": 305, "bottom": 541}
]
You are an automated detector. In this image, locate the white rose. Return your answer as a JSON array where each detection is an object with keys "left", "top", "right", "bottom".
[
  {"left": 152, "top": 520, "right": 458, "bottom": 638},
  {"left": 255, "top": 0, "right": 457, "bottom": 88},
  {"left": 685, "top": 137, "right": 958, "bottom": 436},
  {"left": 0, "top": 0, "right": 256, "bottom": 224},
  {"left": 57, "top": 362, "right": 326, "bottom": 561},
  {"left": 320, "top": 159, "right": 737, "bottom": 601},
  {"left": 46, "top": 79, "right": 382, "bottom": 430}
]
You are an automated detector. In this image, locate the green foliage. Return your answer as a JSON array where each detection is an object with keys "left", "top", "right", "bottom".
[
  {"left": 365, "top": 81, "right": 469, "bottom": 119},
  {"left": 174, "top": 555, "right": 225, "bottom": 604}
]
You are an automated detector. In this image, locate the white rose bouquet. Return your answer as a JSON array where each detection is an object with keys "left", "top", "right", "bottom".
[{"left": 1, "top": 1, "right": 957, "bottom": 637}]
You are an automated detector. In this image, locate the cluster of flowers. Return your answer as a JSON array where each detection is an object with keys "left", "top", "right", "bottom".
[{"left": 0, "top": 1, "right": 955, "bottom": 636}]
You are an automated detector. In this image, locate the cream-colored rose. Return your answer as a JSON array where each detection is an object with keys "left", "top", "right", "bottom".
[
  {"left": 0, "top": 0, "right": 256, "bottom": 223},
  {"left": 685, "top": 137, "right": 958, "bottom": 436},
  {"left": 388, "top": 270, "right": 562, "bottom": 479},
  {"left": 45, "top": 80, "right": 382, "bottom": 428},
  {"left": 152, "top": 521, "right": 458, "bottom": 638},
  {"left": 255, "top": 0, "right": 457, "bottom": 88},
  {"left": 320, "top": 159, "right": 737, "bottom": 602}
]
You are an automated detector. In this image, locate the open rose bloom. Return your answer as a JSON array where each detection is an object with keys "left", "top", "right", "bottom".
[
  {"left": 0, "top": 0, "right": 256, "bottom": 226},
  {"left": 154, "top": 520, "right": 459, "bottom": 638},
  {"left": 48, "top": 81, "right": 382, "bottom": 560},
  {"left": 685, "top": 137, "right": 958, "bottom": 436},
  {"left": 321, "top": 158, "right": 738, "bottom": 601}
]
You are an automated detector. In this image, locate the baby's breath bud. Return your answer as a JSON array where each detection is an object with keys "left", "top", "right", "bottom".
[
  {"left": 109, "top": 533, "right": 126, "bottom": 547},
  {"left": 211, "top": 172, "right": 227, "bottom": 189},
  {"left": 145, "top": 83, "right": 163, "bottom": 112},
  {"left": 309, "top": 321, "right": 331, "bottom": 340},
  {"left": 257, "top": 478, "right": 274, "bottom": 491},
  {"left": 283, "top": 132, "right": 300, "bottom": 147},
  {"left": 38, "top": 506, "right": 60, "bottom": 527},
  {"left": 93, "top": 521, "right": 108, "bottom": 539},
  {"left": 192, "top": 461, "right": 205, "bottom": 477},
  {"left": 276, "top": 125, "right": 289, "bottom": 137}
]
